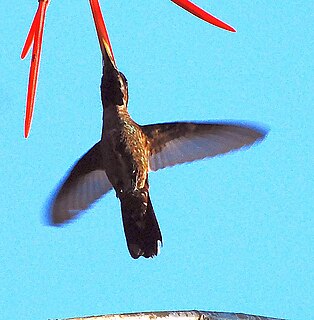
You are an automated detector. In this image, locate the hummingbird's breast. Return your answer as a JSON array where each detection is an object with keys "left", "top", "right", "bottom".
[{"left": 102, "top": 106, "right": 150, "bottom": 195}]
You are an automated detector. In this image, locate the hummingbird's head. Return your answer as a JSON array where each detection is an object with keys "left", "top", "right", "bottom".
[{"left": 100, "top": 42, "right": 128, "bottom": 108}]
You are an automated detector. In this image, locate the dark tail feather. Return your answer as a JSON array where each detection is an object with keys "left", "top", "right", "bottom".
[{"left": 120, "top": 191, "right": 162, "bottom": 259}]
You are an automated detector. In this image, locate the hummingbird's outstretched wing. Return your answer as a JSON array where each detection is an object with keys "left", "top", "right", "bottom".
[
  {"left": 48, "top": 142, "right": 112, "bottom": 225},
  {"left": 141, "top": 121, "right": 267, "bottom": 171}
]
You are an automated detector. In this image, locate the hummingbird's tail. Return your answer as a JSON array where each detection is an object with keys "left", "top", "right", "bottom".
[{"left": 120, "top": 189, "right": 162, "bottom": 259}]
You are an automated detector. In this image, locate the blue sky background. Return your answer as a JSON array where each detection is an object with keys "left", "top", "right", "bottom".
[{"left": 1, "top": 1, "right": 313, "bottom": 319}]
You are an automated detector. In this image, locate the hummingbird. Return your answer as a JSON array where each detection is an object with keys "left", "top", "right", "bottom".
[{"left": 48, "top": 38, "right": 267, "bottom": 259}]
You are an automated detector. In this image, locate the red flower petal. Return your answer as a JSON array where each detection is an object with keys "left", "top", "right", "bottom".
[
  {"left": 89, "top": 0, "right": 115, "bottom": 64},
  {"left": 21, "top": 8, "right": 41, "bottom": 59},
  {"left": 171, "top": 0, "right": 236, "bottom": 32},
  {"left": 24, "top": 0, "right": 49, "bottom": 138}
]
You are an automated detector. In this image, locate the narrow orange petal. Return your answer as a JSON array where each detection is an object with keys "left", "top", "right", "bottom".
[
  {"left": 89, "top": 0, "right": 115, "bottom": 64},
  {"left": 24, "top": 0, "right": 49, "bottom": 138},
  {"left": 171, "top": 0, "right": 236, "bottom": 32},
  {"left": 21, "top": 8, "right": 41, "bottom": 59}
]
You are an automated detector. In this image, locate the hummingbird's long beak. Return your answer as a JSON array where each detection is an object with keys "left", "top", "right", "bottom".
[
  {"left": 91, "top": 5, "right": 123, "bottom": 109},
  {"left": 171, "top": 0, "right": 236, "bottom": 32}
]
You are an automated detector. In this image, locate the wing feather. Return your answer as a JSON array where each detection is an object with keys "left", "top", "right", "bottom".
[
  {"left": 141, "top": 121, "right": 267, "bottom": 171},
  {"left": 47, "top": 142, "right": 112, "bottom": 225}
]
